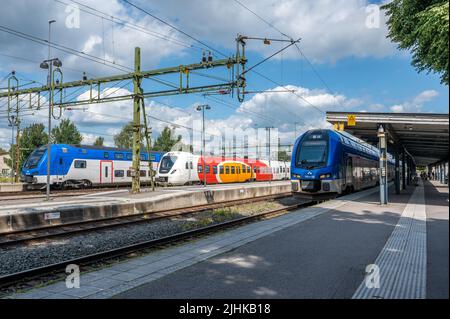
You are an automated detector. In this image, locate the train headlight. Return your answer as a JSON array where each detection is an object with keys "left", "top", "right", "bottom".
[{"left": 319, "top": 173, "right": 331, "bottom": 179}]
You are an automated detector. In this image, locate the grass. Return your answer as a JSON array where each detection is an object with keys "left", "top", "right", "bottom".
[{"left": 0, "top": 177, "right": 14, "bottom": 183}]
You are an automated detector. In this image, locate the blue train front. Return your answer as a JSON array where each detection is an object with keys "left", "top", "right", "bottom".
[
  {"left": 291, "top": 129, "right": 394, "bottom": 196},
  {"left": 21, "top": 144, "right": 163, "bottom": 188}
]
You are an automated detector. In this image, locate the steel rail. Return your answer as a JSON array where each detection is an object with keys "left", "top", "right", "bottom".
[
  {"left": 0, "top": 192, "right": 293, "bottom": 246},
  {"left": 0, "top": 197, "right": 310, "bottom": 289}
]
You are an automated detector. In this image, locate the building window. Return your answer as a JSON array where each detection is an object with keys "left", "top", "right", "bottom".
[
  {"left": 114, "top": 153, "right": 124, "bottom": 160},
  {"left": 74, "top": 160, "right": 86, "bottom": 168},
  {"left": 114, "top": 170, "right": 125, "bottom": 177}
]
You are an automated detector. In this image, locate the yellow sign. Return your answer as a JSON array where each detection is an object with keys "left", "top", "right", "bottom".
[
  {"left": 333, "top": 123, "right": 345, "bottom": 131},
  {"left": 347, "top": 114, "right": 356, "bottom": 126}
]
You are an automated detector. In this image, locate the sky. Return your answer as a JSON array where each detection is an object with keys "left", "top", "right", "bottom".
[{"left": 0, "top": 0, "right": 448, "bottom": 153}]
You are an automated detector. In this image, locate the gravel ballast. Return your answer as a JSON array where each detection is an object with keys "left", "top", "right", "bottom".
[{"left": 0, "top": 197, "right": 302, "bottom": 276}]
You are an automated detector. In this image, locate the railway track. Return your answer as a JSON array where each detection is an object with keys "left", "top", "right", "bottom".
[
  {"left": 0, "top": 186, "right": 129, "bottom": 201},
  {"left": 0, "top": 197, "right": 312, "bottom": 291},
  {"left": 0, "top": 192, "right": 293, "bottom": 247}
]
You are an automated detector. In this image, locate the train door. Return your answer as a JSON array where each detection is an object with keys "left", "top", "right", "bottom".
[
  {"left": 56, "top": 156, "right": 65, "bottom": 183},
  {"left": 100, "top": 160, "right": 113, "bottom": 184},
  {"left": 345, "top": 157, "right": 353, "bottom": 189}
]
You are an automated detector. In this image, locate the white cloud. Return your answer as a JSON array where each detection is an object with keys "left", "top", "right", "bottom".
[
  {"left": 150, "top": 0, "right": 396, "bottom": 62},
  {"left": 390, "top": 90, "right": 439, "bottom": 113},
  {"left": 0, "top": 0, "right": 396, "bottom": 79}
]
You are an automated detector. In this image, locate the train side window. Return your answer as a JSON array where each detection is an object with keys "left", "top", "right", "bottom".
[
  {"left": 185, "top": 162, "right": 189, "bottom": 169},
  {"left": 247, "top": 167, "right": 250, "bottom": 173},
  {"left": 104, "top": 152, "right": 109, "bottom": 159},
  {"left": 219, "top": 166, "right": 224, "bottom": 174},
  {"left": 114, "top": 153, "right": 124, "bottom": 160},
  {"left": 114, "top": 170, "right": 125, "bottom": 177},
  {"left": 105, "top": 166, "right": 108, "bottom": 177},
  {"left": 190, "top": 162, "right": 193, "bottom": 169},
  {"left": 126, "top": 153, "right": 132, "bottom": 160},
  {"left": 237, "top": 167, "right": 240, "bottom": 174},
  {"left": 59, "top": 158, "right": 63, "bottom": 165},
  {"left": 74, "top": 160, "right": 86, "bottom": 169},
  {"left": 198, "top": 165, "right": 203, "bottom": 173},
  {"left": 140, "top": 170, "right": 146, "bottom": 177},
  {"left": 231, "top": 166, "right": 235, "bottom": 174},
  {"left": 253, "top": 167, "right": 257, "bottom": 173},
  {"left": 205, "top": 165, "right": 210, "bottom": 174},
  {"left": 225, "top": 166, "right": 230, "bottom": 174},
  {"left": 213, "top": 166, "right": 217, "bottom": 174},
  {"left": 127, "top": 170, "right": 132, "bottom": 177},
  {"left": 242, "top": 164, "right": 246, "bottom": 171}
]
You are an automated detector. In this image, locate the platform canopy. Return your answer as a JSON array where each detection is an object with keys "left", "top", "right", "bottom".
[{"left": 326, "top": 112, "right": 449, "bottom": 166}]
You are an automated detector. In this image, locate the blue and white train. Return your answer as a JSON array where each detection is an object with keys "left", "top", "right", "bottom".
[
  {"left": 291, "top": 129, "right": 395, "bottom": 196},
  {"left": 21, "top": 144, "right": 163, "bottom": 188}
]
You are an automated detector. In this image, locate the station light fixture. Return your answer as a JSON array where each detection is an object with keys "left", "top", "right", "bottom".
[
  {"left": 40, "top": 61, "right": 49, "bottom": 69},
  {"left": 53, "top": 58, "right": 62, "bottom": 67}
]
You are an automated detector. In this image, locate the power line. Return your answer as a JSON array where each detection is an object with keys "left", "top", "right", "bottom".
[
  {"left": 120, "top": 0, "right": 229, "bottom": 58},
  {"left": 233, "top": 0, "right": 292, "bottom": 40},
  {"left": 0, "top": 25, "right": 132, "bottom": 73},
  {"left": 59, "top": 0, "right": 204, "bottom": 53},
  {"left": 233, "top": 0, "right": 343, "bottom": 110}
]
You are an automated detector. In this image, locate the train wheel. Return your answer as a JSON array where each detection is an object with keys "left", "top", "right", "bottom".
[{"left": 83, "top": 180, "right": 92, "bottom": 188}]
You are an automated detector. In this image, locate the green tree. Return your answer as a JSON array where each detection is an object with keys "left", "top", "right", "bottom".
[
  {"left": 93, "top": 136, "right": 104, "bottom": 146},
  {"left": 51, "top": 119, "right": 83, "bottom": 144},
  {"left": 113, "top": 122, "right": 145, "bottom": 149},
  {"left": 152, "top": 127, "right": 182, "bottom": 152},
  {"left": 278, "top": 150, "right": 290, "bottom": 162},
  {"left": 382, "top": 0, "right": 449, "bottom": 84},
  {"left": 6, "top": 123, "right": 48, "bottom": 170}
]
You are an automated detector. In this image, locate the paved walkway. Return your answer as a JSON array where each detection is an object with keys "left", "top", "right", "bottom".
[{"left": 6, "top": 180, "right": 448, "bottom": 299}]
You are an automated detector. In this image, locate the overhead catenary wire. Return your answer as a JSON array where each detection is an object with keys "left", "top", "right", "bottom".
[
  {"left": 120, "top": 0, "right": 229, "bottom": 58},
  {"left": 234, "top": 0, "right": 343, "bottom": 110},
  {"left": 61, "top": 0, "right": 204, "bottom": 52}
]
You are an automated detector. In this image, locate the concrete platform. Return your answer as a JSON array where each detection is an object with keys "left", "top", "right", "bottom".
[
  {"left": 0, "top": 183, "right": 25, "bottom": 192},
  {"left": 5, "top": 179, "right": 447, "bottom": 299},
  {"left": 0, "top": 181, "right": 290, "bottom": 234}
]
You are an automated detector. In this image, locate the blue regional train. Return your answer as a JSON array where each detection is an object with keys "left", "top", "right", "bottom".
[
  {"left": 291, "top": 129, "right": 395, "bottom": 196},
  {"left": 21, "top": 144, "right": 163, "bottom": 188}
]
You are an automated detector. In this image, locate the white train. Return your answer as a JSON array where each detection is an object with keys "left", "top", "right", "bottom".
[{"left": 155, "top": 151, "right": 290, "bottom": 186}]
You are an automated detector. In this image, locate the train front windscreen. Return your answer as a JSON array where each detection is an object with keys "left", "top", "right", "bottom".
[
  {"left": 159, "top": 155, "right": 178, "bottom": 174},
  {"left": 295, "top": 132, "right": 329, "bottom": 169},
  {"left": 23, "top": 146, "right": 47, "bottom": 169}
]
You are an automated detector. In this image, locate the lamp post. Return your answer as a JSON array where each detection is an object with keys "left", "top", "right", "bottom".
[
  {"left": 378, "top": 124, "right": 388, "bottom": 205},
  {"left": 40, "top": 19, "right": 62, "bottom": 201},
  {"left": 196, "top": 104, "right": 210, "bottom": 186},
  {"left": 8, "top": 115, "right": 17, "bottom": 184}
]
